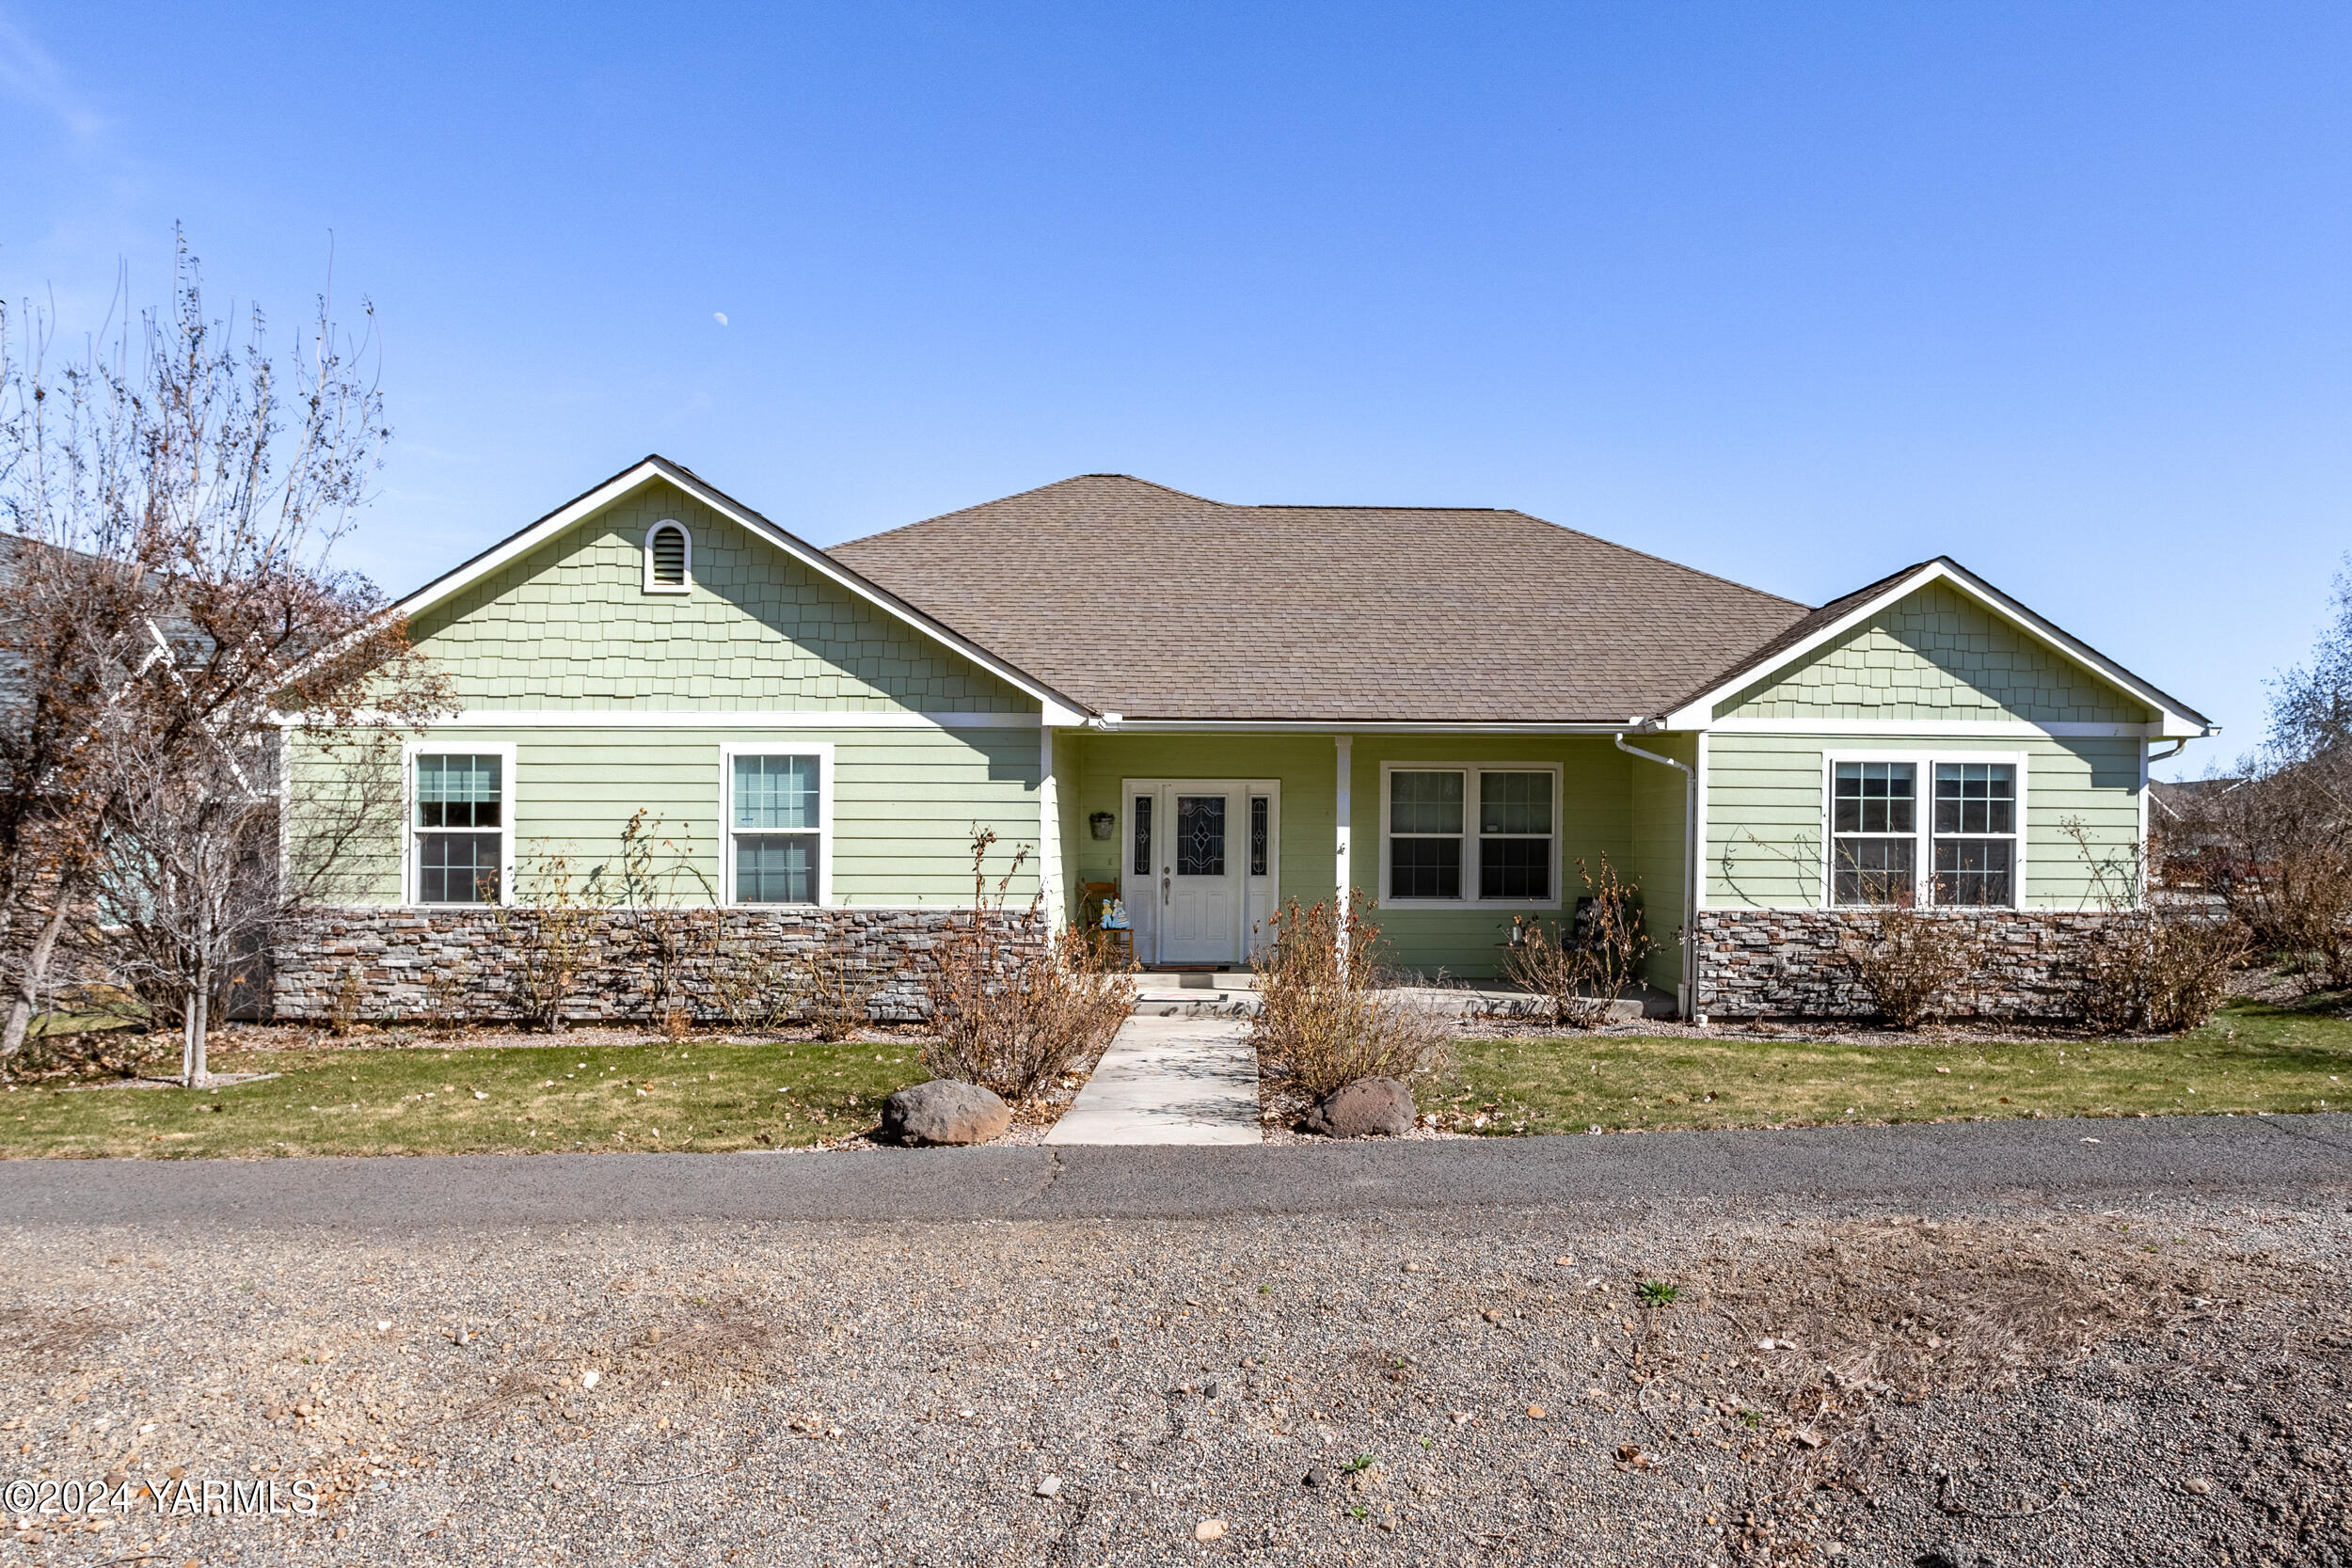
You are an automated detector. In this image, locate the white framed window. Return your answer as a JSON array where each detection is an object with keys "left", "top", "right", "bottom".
[
  {"left": 1821, "top": 752, "right": 2026, "bottom": 909},
  {"left": 644, "top": 520, "right": 691, "bottom": 594},
  {"left": 1377, "top": 763, "right": 1561, "bottom": 908},
  {"left": 722, "top": 743, "right": 833, "bottom": 907},
  {"left": 405, "top": 741, "right": 516, "bottom": 907}
]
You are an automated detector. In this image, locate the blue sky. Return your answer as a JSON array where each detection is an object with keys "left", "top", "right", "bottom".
[{"left": 4, "top": 3, "right": 2346, "bottom": 771}]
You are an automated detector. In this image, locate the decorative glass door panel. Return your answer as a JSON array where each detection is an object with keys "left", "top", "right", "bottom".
[{"left": 1175, "top": 796, "right": 1226, "bottom": 876}]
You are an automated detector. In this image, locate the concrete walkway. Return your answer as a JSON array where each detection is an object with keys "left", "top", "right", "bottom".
[{"left": 1043, "top": 1013, "right": 1263, "bottom": 1145}]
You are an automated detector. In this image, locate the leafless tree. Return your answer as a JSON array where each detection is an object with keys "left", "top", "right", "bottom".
[
  {"left": 0, "top": 233, "right": 448, "bottom": 1083},
  {"left": 2168, "top": 560, "right": 2352, "bottom": 986}
]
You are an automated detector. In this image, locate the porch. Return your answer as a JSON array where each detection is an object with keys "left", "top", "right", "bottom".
[{"left": 1046, "top": 727, "right": 1696, "bottom": 1010}]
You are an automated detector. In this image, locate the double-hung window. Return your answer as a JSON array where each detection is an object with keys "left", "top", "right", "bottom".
[
  {"left": 1827, "top": 754, "right": 2022, "bottom": 908},
  {"left": 1931, "top": 762, "right": 2017, "bottom": 906},
  {"left": 1830, "top": 761, "right": 1916, "bottom": 906},
  {"left": 725, "top": 747, "right": 830, "bottom": 906},
  {"left": 410, "top": 747, "right": 512, "bottom": 905},
  {"left": 1382, "top": 765, "right": 1558, "bottom": 905},
  {"left": 1388, "top": 771, "right": 1464, "bottom": 898}
]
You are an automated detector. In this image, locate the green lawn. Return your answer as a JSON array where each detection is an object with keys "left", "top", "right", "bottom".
[
  {"left": 1438, "top": 998, "right": 2352, "bottom": 1134},
  {"left": 0, "top": 1036, "right": 930, "bottom": 1159}
]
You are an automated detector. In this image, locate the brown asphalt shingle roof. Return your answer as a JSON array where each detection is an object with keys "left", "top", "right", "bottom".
[{"left": 827, "top": 475, "right": 1813, "bottom": 723}]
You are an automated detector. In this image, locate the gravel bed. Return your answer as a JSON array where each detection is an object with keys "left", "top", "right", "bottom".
[{"left": 3, "top": 1187, "right": 2346, "bottom": 1565}]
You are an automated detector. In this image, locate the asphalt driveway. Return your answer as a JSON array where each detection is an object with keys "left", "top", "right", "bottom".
[{"left": 4, "top": 1110, "right": 2346, "bottom": 1230}]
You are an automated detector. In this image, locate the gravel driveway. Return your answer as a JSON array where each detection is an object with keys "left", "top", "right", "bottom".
[{"left": 2, "top": 1132, "right": 2348, "bottom": 1566}]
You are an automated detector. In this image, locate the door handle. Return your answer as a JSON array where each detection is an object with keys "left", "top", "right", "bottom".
[{"left": 1161, "top": 870, "right": 1171, "bottom": 905}]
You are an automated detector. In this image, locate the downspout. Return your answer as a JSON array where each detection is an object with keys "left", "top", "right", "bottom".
[
  {"left": 2139, "top": 736, "right": 2194, "bottom": 900},
  {"left": 1615, "top": 731, "right": 1702, "bottom": 1023}
]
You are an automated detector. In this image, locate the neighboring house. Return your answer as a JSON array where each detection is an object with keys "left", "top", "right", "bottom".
[{"left": 275, "top": 456, "right": 2212, "bottom": 1023}]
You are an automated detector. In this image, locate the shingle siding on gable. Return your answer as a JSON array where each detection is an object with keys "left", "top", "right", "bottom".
[
  {"left": 1714, "top": 583, "right": 2154, "bottom": 726},
  {"left": 409, "top": 481, "right": 1030, "bottom": 713}
]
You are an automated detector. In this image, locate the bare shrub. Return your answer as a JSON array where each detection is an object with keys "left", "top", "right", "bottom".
[
  {"left": 921, "top": 830, "right": 1135, "bottom": 1102},
  {"left": 695, "top": 919, "right": 793, "bottom": 1030},
  {"left": 1249, "top": 894, "right": 1452, "bottom": 1100},
  {"left": 2164, "top": 562, "right": 2352, "bottom": 990},
  {"left": 599, "top": 810, "right": 707, "bottom": 1025},
  {"left": 1840, "top": 910, "right": 1979, "bottom": 1029},
  {"left": 2146, "top": 916, "right": 2248, "bottom": 1032},
  {"left": 2063, "top": 817, "right": 2247, "bottom": 1034},
  {"left": 327, "top": 969, "right": 362, "bottom": 1037},
  {"left": 421, "top": 963, "right": 471, "bottom": 1034},
  {"left": 2174, "top": 766, "right": 2352, "bottom": 983},
  {"left": 1502, "top": 854, "right": 1652, "bottom": 1028},
  {"left": 791, "top": 934, "right": 877, "bottom": 1041},
  {"left": 495, "top": 856, "right": 591, "bottom": 1032}
]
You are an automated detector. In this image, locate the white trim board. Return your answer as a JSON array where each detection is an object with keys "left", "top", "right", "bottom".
[
  {"left": 387, "top": 456, "right": 1094, "bottom": 727},
  {"left": 1100, "top": 719, "right": 1636, "bottom": 736},
  {"left": 1706, "top": 718, "right": 2158, "bottom": 738},
  {"left": 1661, "top": 559, "right": 2213, "bottom": 740}
]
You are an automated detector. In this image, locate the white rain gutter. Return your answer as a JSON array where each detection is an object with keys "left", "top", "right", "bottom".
[{"left": 1615, "top": 730, "right": 1702, "bottom": 1024}]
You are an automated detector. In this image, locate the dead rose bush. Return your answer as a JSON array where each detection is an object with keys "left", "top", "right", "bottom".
[
  {"left": 1248, "top": 894, "right": 1451, "bottom": 1101},
  {"left": 921, "top": 831, "right": 1135, "bottom": 1102}
]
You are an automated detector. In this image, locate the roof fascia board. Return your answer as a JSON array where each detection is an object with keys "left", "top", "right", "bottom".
[
  {"left": 1661, "top": 560, "right": 2211, "bottom": 737},
  {"left": 1092, "top": 719, "right": 1637, "bottom": 735},
  {"left": 389, "top": 458, "right": 1094, "bottom": 721}
]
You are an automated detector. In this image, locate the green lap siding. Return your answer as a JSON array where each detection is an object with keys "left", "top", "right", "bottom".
[
  {"left": 1706, "top": 733, "right": 2144, "bottom": 909},
  {"left": 323, "top": 726, "right": 1043, "bottom": 907}
]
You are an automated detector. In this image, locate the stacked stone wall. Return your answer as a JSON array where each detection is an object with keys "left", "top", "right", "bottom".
[
  {"left": 1696, "top": 908, "right": 2124, "bottom": 1022},
  {"left": 269, "top": 905, "right": 1044, "bottom": 1026}
]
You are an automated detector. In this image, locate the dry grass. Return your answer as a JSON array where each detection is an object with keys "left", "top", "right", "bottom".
[{"left": 1609, "top": 1212, "right": 2296, "bottom": 1540}]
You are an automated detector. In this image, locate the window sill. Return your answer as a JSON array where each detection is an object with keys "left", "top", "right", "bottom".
[
  {"left": 641, "top": 583, "right": 691, "bottom": 595},
  {"left": 1378, "top": 898, "right": 1564, "bottom": 912}
]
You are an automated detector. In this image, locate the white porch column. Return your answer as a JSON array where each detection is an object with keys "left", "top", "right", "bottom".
[
  {"left": 1334, "top": 735, "right": 1353, "bottom": 954},
  {"left": 1039, "top": 725, "right": 1064, "bottom": 929}
]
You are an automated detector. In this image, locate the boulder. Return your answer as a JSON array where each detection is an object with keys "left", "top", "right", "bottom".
[
  {"left": 1302, "top": 1076, "right": 1416, "bottom": 1138},
  {"left": 881, "top": 1079, "right": 1011, "bottom": 1146}
]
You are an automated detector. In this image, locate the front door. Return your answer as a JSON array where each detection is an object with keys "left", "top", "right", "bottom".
[
  {"left": 1123, "top": 779, "right": 1275, "bottom": 968},
  {"left": 1161, "top": 789, "right": 1238, "bottom": 964}
]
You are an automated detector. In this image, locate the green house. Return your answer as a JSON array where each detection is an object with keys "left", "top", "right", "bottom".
[{"left": 283, "top": 456, "right": 2211, "bottom": 1022}]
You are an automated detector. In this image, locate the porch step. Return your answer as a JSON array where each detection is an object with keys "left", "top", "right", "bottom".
[
  {"left": 1126, "top": 984, "right": 1677, "bottom": 1024},
  {"left": 1132, "top": 990, "right": 1262, "bottom": 1020}
]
